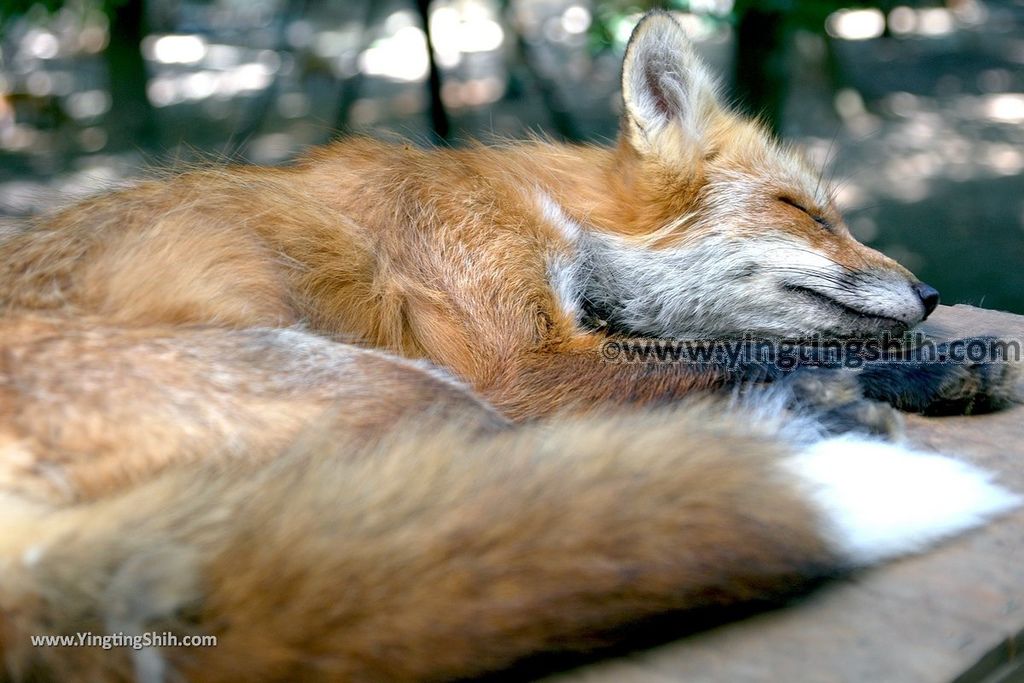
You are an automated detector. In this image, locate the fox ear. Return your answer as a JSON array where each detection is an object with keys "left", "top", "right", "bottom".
[{"left": 621, "top": 12, "right": 722, "bottom": 159}]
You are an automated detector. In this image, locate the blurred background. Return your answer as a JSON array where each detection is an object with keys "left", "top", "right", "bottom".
[{"left": 1, "top": 0, "right": 1022, "bottom": 312}]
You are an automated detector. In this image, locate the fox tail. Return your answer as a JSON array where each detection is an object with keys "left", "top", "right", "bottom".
[{"left": 1, "top": 405, "right": 1018, "bottom": 683}]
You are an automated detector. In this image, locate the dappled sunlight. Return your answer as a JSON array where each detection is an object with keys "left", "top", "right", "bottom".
[
  {"left": 145, "top": 33, "right": 207, "bottom": 64},
  {"left": 983, "top": 93, "right": 1024, "bottom": 123},
  {"left": 359, "top": 12, "right": 429, "bottom": 82},
  {"left": 814, "top": 88, "right": 1024, "bottom": 214},
  {"left": 826, "top": 9, "right": 886, "bottom": 41}
]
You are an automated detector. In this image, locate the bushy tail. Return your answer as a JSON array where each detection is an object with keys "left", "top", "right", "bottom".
[{"left": 1, "top": 406, "right": 1018, "bottom": 683}]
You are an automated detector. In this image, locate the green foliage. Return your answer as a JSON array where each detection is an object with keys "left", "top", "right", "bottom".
[
  {"left": 1, "top": 0, "right": 62, "bottom": 21},
  {"left": 589, "top": 0, "right": 906, "bottom": 50},
  {"left": 732, "top": 0, "right": 898, "bottom": 31},
  {"left": 2, "top": 0, "right": 61, "bottom": 15},
  {"left": 1, "top": 0, "right": 130, "bottom": 21}
]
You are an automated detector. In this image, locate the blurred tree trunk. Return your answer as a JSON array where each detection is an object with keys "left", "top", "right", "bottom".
[
  {"left": 414, "top": 0, "right": 450, "bottom": 142},
  {"left": 230, "top": 0, "right": 308, "bottom": 158},
  {"left": 105, "top": 0, "right": 158, "bottom": 149},
  {"left": 332, "top": 0, "right": 376, "bottom": 135},
  {"left": 734, "top": 8, "right": 788, "bottom": 136},
  {"left": 499, "top": 0, "right": 582, "bottom": 141}
]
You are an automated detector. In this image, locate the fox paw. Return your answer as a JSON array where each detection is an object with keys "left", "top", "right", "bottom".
[
  {"left": 857, "top": 340, "right": 1021, "bottom": 416},
  {"left": 778, "top": 368, "right": 904, "bottom": 439}
]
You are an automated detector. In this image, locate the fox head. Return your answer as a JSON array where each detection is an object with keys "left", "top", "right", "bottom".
[{"left": 574, "top": 11, "right": 939, "bottom": 340}]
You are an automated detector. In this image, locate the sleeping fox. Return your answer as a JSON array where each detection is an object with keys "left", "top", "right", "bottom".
[
  {"left": 0, "top": 11, "right": 1019, "bottom": 683},
  {"left": 3, "top": 13, "right": 1003, "bottom": 419}
]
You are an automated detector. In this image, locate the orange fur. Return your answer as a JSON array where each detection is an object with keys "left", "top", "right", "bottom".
[
  {"left": 0, "top": 12, "right": 1016, "bottom": 683},
  {"left": 0, "top": 19, "right": 924, "bottom": 419},
  {"left": 0, "top": 315, "right": 507, "bottom": 505},
  {"left": 0, "top": 318, "right": 837, "bottom": 682}
]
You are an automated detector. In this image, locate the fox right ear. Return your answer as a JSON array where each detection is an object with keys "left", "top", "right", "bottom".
[{"left": 621, "top": 12, "right": 722, "bottom": 160}]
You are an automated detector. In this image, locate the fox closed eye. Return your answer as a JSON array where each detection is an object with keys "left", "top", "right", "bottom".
[{"left": 779, "top": 196, "right": 833, "bottom": 231}]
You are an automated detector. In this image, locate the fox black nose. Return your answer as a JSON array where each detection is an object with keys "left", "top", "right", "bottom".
[{"left": 913, "top": 282, "right": 940, "bottom": 319}]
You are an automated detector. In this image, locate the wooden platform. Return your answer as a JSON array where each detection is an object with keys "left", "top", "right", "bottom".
[{"left": 547, "top": 305, "right": 1024, "bottom": 683}]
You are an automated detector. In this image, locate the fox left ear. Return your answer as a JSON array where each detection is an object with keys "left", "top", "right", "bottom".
[{"left": 621, "top": 12, "right": 722, "bottom": 160}]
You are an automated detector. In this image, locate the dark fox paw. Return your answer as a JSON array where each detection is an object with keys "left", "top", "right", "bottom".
[
  {"left": 857, "top": 341, "right": 1021, "bottom": 416},
  {"left": 778, "top": 368, "right": 904, "bottom": 438}
]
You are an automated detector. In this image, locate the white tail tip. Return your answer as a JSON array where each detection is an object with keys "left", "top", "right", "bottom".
[{"left": 785, "top": 436, "right": 1022, "bottom": 566}]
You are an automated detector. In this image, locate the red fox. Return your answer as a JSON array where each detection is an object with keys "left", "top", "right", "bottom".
[
  {"left": 0, "top": 11, "right": 1020, "bottom": 683},
  {"left": 1, "top": 14, "right": 991, "bottom": 420},
  {"left": 0, "top": 314, "right": 1019, "bottom": 683}
]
